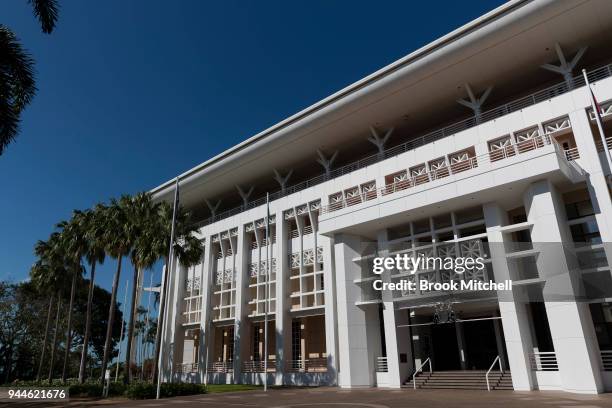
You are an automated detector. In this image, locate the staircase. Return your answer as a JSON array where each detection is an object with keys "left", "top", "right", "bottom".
[{"left": 405, "top": 370, "right": 513, "bottom": 390}]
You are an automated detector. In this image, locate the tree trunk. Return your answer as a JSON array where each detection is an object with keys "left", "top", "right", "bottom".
[
  {"left": 78, "top": 262, "right": 96, "bottom": 383},
  {"left": 36, "top": 296, "right": 54, "bottom": 382},
  {"left": 47, "top": 294, "right": 62, "bottom": 384},
  {"left": 125, "top": 265, "right": 140, "bottom": 384},
  {"left": 61, "top": 268, "right": 78, "bottom": 383},
  {"left": 152, "top": 256, "right": 170, "bottom": 384},
  {"left": 100, "top": 255, "right": 122, "bottom": 384}
]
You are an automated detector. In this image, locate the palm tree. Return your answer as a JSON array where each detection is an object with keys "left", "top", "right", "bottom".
[
  {"left": 124, "top": 193, "right": 160, "bottom": 383},
  {"left": 0, "top": 0, "right": 59, "bottom": 155},
  {"left": 31, "top": 234, "right": 64, "bottom": 382},
  {"left": 100, "top": 196, "right": 135, "bottom": 383},
  {"left": 151, "top": 202, "right": 203, "bottom": 383},
  {"left": 78, "top": 206, "right": 107, "bottom": 383},
  {"left": 31, "top": 232, "right": 66, "bottom": 383},
  {"left": 56, "top": 215, "right": 88, "bottom": 383}
]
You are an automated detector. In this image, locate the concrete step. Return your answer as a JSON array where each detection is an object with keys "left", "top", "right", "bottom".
[{"left": 405, "top": 371, "right": 513, "bottom": 391}]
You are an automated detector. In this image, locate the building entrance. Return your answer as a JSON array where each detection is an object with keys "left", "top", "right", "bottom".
[
  {"left": 463, "top": 319, "right": 500, "bottom": 370},
  {"left": 431, "top": 323, "right": 460, "bottom": 370},
  {"left": 408, "top": 303, "right": 507, "bottom": 372}
]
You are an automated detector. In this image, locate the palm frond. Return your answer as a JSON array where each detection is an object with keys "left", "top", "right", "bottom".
[
  {"left": 28, "top": 0, "right": 59, "bottom": 34},
  {"left": 0, "top": 26, "right": 36, "bottom": 155}
]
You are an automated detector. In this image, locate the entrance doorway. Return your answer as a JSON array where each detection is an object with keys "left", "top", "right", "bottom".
[
  {"left": 431, "top": 323, "right": 460, "bottom": 370},
  {"left": 463, "top": 319, "right": 500, "bottom": 370}
]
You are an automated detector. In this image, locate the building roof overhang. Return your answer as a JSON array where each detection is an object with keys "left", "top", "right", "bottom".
[{"left": 149, "top": 0, "right": 612, "bottom": 209}]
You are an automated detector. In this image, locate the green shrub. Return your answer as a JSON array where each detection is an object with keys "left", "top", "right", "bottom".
[{"left": 68, "top": 381, "right": 125, "bottom": 398}]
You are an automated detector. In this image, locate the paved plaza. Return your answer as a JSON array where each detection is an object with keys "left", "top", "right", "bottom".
[{"left": 13, "top": 387, "right": 612, "bottom": 408}]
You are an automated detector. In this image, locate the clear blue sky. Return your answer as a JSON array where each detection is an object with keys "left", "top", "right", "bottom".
[{"left": 0, "top": 0, "right": 505, "bottom": 293}]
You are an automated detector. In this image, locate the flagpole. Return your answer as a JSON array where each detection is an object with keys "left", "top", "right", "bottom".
[
  {"left": 263, "top": 193, "right": 270, "bottom": 392},
  {"left": 115, "top": 279, "right": 129, "bottom": 382},
  {"left": 583, "top": 69, "right": 612, "bottom": 172},
  {"left": 157, "top": 177, "right": 180, "bottom": 399}
]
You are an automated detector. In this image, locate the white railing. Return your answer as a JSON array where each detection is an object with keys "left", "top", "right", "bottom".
[
  {"left": 286, "top": 358, "right": 328, "bottom": 373},
  {"left": 601, "top": 350, "right": 612, "bottom": 371},
  {"left": 376, "top": 356, "right": 388, "bottom": 373},
  {"left": 242, "top": 360, "right": 276, "bottom": 373},
  {"left": 322, "top": 133, "right": 557, "bottom": 214},
  {"left": 530, "top": 351, "right": 558, "bottom": 371},
  {"left": 564, "top": 147, "right": 580, "bottom": 161},
  {"left": 485, "top": 355, "right": 502, "bottom": 392},
  {"left": 207, "top": 361, "right": 234, "bottom": 373},
  {"left": 193, "top": 62, "right": 612, "bottom": 228},
  {"left": 412, "top": 357, "right": 432, "bottom": 389}
]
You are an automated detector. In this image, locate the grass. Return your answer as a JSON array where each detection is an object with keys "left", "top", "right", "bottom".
[{"left": 205, "top": 384, "right": 262, "bottom": 393}]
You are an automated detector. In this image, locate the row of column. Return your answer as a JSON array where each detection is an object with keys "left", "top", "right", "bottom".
[{"left": 160, "top": 209, "right": 340, "bottom": 385}]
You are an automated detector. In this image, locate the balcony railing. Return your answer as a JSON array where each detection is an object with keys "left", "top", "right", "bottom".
[
  {"left": 322, "top": 133, "right": 559, "bottom": 214},
  {"left": 207, "top": 361, "right": 234, "bottom": 373},
  {"left": 530, "top": 351, "right": 558, "bottom": 371},
  {"left": 194, "top": 62, "right": 612, "bottom": 228},
  {"left": 601, "top": 350, "right": 612, "bottom": 371},
  {"left": 242, "top": 360, "right": 276, "bottom": 373},
  {"left": 286, "top": 358, "right": 328, "bottom": 373}
]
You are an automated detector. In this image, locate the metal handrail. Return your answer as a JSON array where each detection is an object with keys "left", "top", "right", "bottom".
[
  {"left": 412, "top": 357, "right": 432, "bottom": 389},
  {"left": 193, "top": 62, "right": 612, "bottom": 228},
  {"left": 485, "top": 355, "right": 502, "bottom": 392}
]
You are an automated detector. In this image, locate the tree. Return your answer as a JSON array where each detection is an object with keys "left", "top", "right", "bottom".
[
  {"left": 100, "top": 196, "right": 135, "bottom": 383},
  {"left": 152, "top": 202, "right": 203, "bottom": 383},
  {"left": 71, "top": 280, "right": 123, "bottom": 379},
  {"left": 78, "top": 206, "right": 106, "bottom": 383},
  {"left": 124, "top": 193, "right": 159, "bottom": 383},
  {"left": 0, "top": 0, "right": 59, "bottom": 155},
  {"left": 56, "top": 215, "right": 88, "bottom": 383},
  {"left": 31, "top": 232, "right": 66, "bottom": 383},
  {"left": 0, "top": 281, "right": 47, "bottom": 383}
]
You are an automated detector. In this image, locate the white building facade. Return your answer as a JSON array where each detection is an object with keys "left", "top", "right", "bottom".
[{"left": 152, "top": 0, "right": 612, "bottom": 393}]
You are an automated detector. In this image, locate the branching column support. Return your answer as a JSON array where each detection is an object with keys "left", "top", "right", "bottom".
[
  {"left": 273, "top": 169, "right": 293, "bottom": 195},
  {"left": 368, "top": 126, "right": 394, "bottom": 159},
  {"left": 457, "top": 84, "right": 493, "bottom": 124},
  {"left": 541, "top": 43, "right": 587, "bottom": 90},
  {"left": 205, "top": 199, "right": 222, "bottom": 219},
  {"left": 236, "top": 185, "right": 254, "bottom": 209},
  {"left": 316, "top": 149, "right": 338, "bottom": 179}
]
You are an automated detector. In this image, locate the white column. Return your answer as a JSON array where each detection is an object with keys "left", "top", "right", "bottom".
[
  {"left": 163, "top": 257, "right": 186, "bottom": 382},
  {"left": 233, "top": 228, "right": 248, "bottom": 382},
  {"left": 523, "top": 180, "right": 603, "bottom": 393},
  {"left": 274, "top": 211, "right": 291, "bottom": 385},
  {"left": 333, "top": 233, "right": 378, "bottom": 387},
  {"left": 321, "top": 234, "right": 339, "bottom": 385},
  {"left": 198, "top": 237, "right": 214, "bottom": 382},
  {"left": 483, "top": 202, "right": 534, "bottom": 390},
  {"left": 377, "top": 230, "right": 412, "bottom": 387}
]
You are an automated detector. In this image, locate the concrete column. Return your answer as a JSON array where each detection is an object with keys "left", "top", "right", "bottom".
[
  {"left": 483, "top": 202, "right": 534, "bottom": 390},
  {"left": 334, "top": 233, "right": 379, "bottom": 387},
  {"left": 162, "top": 256, "right": 185, "bottom": 382},
  {"left": 568, "top": 109, "right": 612, "bottom": 263},
  {"left": 233, "top": 228, "right": 249, "bottom": 382},
  {"left": 274, "top": 211, "right": 291, "bottom": 385},
  {"left": 378, "top": 230, "right": 412, "bottom": 387},
  {"left": 199, "top": 237, "right": 214, "bottom": 382},
  {"left": 321, "top": 233, "right": 339, "bottom": 385},
  {"left": 523, "top": 179, "right": 603, "bottom": 393}
]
